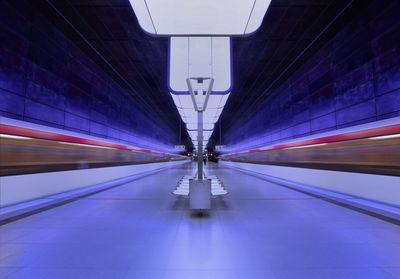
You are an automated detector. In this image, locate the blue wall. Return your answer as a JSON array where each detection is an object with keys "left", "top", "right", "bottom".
[
  {"left": 0, "top": 1, "right": 177, "bottom": 151},
  {"left": 223, "top": 0, "right": 400, "bottom": 152}
]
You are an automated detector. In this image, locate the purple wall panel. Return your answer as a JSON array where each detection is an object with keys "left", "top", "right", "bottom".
[
  {"left": 310, "top": 113, "right": 336, "bottom": 132},
  {"left": 223, "top": 0, "right": 400, "bottom": 152},
  {"left": 64, "top": 112, "right": 90, "bottom": 132},
  {"left": 0, "top": 89, "right": 25, "bottom": 115},
  {"left": 336, "top": 100, "right": 376, "bottom": 126},
  {"left": 0, "top": 1, "right": 177, "bottom": 151},
  {"left": 375, "top": 65, "right": 400, "bottom": 96},
  {"left": 376, "top": 89, "right": 400, "bottom": 115},
  {"left": 0, "top": 67, "right": 25, "bottom": 96},
  {"left": 24, "top": 100, "right": 65, "bottom": 126}
]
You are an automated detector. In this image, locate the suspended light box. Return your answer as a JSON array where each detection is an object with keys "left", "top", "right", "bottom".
[
  {"left": 130, "top": 1, "right": 272, "bottom": 148},
  {"left": 187, "top": 123, "right": 214, "bottom": 131},
  {"left": 129, "top": 0, "right": 272, "bottom": 36},
  {"left": 169, "top": 37, "right": 231, "bottom": 93},
  {"left": 168, "top": 37, "right": 231, "bottom": 147}
]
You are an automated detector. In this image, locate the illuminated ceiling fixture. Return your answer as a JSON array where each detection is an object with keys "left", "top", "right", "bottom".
[
  {"left": 129, "top": 0, "right": 272, "bottom": 36},
  {"left": 169, "top": 37, "right": 231, "bottom": 147},
  {"left": 130, "top": 0, "right": 271, "bottom": 148},
  {"left": 169, "top": 37, "right": 231, "bottom": 93}
]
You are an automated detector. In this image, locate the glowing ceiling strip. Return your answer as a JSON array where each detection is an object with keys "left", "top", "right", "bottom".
[
  {"left": 169, "top": 37, "right": 231, "bottom": 93},
  {"left": 168, "top": 37, "right": 231, "bottom": 148},
  {"left": 129, "top": 1, "right": 274, "bottom": 149},
  {"left": 129, "top": 0, "right": 272, "bottom": 36}
]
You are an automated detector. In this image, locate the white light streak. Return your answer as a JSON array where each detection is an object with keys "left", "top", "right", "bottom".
[
  {"left": 59, "top": 142, "right": 116, "bottom": 150},
  {"left": 0, "top": 134, "right": 32, "bottom": 140},
  {"left": 368, "top": 134, "right": 400, "bottom": 140},
  {"left": 284, "top": 143, "right": 328, "bottom": 150}
]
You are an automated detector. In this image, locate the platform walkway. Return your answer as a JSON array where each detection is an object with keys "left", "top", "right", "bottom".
[{"left": 0, "top": 162, "right": 399, "bottom": 278}]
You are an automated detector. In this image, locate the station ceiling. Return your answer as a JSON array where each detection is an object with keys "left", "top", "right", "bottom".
[{"left": 38, "top": 0, "right": 367, "bottom": 148}]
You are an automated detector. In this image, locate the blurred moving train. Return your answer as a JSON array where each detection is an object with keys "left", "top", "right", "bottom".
[
  {"left": 1, "top": 123, "right": 399, "bottom": 177},
  {"left": 220, "top": 124, "right": 400, "bottom": 176},
  {"left": 0, "top": 124, "right": 187, "bottom": 176}
]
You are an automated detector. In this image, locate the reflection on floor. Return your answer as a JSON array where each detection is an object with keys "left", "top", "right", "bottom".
[{"left": 0, "top": 162, "right": 399, "bottom": 279}]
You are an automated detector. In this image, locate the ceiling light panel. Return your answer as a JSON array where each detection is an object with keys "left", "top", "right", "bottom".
[
  {"left": 187, "top": 123, "right": 214, "bottom": 130},
  {"left": 130, "top": 0, "right": 271, "bottom": 36},
  {"left": 169, "top": 37, "right": 231, "bottom": 93},
  {"left": 173, "top": 95, "right": 229, "bottom": 109}
]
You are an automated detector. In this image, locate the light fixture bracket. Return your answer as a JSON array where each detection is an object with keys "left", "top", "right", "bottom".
[{"left": 186, "top": 78, "right": 214, "bottom": 112}]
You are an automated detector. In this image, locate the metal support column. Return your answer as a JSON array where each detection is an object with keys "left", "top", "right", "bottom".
[
  {"left": 172, "top": 77, "right": 226, "bottom": 206},
  {"left": 197, "top": 110, "right": 203, "bottom": 180}
]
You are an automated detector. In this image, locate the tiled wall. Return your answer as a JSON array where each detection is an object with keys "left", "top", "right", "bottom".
[
  {"left": 0, "top": 1, "right": 177, "bottom": 151},
  {"left": 223, "top": 0, "right": 400, "bottom": 151}
]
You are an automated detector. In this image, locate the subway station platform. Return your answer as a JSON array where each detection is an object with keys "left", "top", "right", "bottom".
[
  {"left": 1, "top": 0, "right": 400, "bottom": 278},
  {"left": 1, "top": 162, "right": 399, "bottom": 279}
]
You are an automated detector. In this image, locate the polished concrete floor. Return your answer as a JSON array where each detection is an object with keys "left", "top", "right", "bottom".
[{"left": 0, "top": 162, "right": 399, "bottom": 279}]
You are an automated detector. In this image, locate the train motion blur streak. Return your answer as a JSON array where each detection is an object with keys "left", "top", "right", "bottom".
[
  {"left": 0, "top": 124, "right": 187, "bottom": 176},
  {"left": 2, "top": 123, "right": 399, "bottom": 177},
  {"left": 220, "top": 124, "right": 400, "bottom": 176}
]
